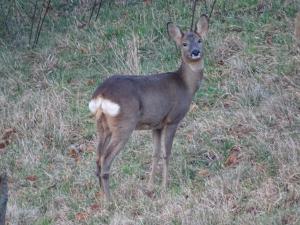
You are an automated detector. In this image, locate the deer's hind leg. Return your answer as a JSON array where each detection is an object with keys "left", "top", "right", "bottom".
[
  {"left": 98, "top": 117, "right": 137, "bottom": 200},
  {"left": 96, "top": 114, "right": 111, "bottom": 185}
]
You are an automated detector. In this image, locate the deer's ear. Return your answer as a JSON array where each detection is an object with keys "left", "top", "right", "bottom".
[
  {"left": 167, "top": 22, "right": 183, "bottom": 46},
  {"left": 195, "top": 15, "right": 209, "bottom": 39}
]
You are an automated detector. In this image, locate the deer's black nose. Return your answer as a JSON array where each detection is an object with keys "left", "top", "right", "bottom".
[{"left": 191, "top": 49, "right": 200, "bottom": 57}]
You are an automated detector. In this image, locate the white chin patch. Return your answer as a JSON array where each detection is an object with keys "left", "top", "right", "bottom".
[
  {"left": 191, "top": 55, "right": 201, "bottom": 60},
  {"left": 89, "top": 97, "right": 120, "bottom": 117}
]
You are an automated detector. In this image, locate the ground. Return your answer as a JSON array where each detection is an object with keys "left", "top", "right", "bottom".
[{"left": 0, "top": 0, "right": 300, "bottom": 224}]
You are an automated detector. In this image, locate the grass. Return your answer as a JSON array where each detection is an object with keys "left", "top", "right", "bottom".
[{"left": 0, "top": 0, "right": 300, "bottom": 224}]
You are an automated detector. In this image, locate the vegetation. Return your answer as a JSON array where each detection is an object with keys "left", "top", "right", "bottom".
[{"left": 0, "top": 0, "right": 299, "bottom": 224}]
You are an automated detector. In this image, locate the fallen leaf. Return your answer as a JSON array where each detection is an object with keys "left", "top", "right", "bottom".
[
  {"left": 77, "top": 21, "right": 87, "bottom": 29},
  {"left": 68, "top": 148, "right": 79, "bottom": 158},
  {"left": 144, "top": 189, "right": 155, "bottom": 199},
  {"left": 86, "top": 144, "right": 95, "bottom": 153},
  {"left": 185, "top": 131, "right": 194, "bottom": 142},
  {"left": 225, "top": 146, "right": 241, "bottom": 167},
  {"left": 79, "top": 47, "right": 88, "bottom": 54},
  {"left": 229, "top": 124, "right": 255, "bottom": 138},
  {"left": 198, "top": 169, "right": 210, "bottom": 177},
  {"left": 0, "top": 142, "right": 5, "bottom": 149},
  {"left": 203, "top": 106, "right": 209, "bottom": 111},
  {"left": 26, "top": 175, "right": 37, "bottom": 182},
  {"left": 217, "top": 60, "right": 225, "bottom": 65},
  {"left": 254, "top": 162, "right": 266, "bottom": 173},
  {"left": 257, "top": 0, "right": 269, "bottom": 14},
  {"left": 90, "top": 203, "right": 100, "bottom": 211},
  {"left": 189, "top": 103, "right": 198, "bottom": 112},
  {"left": 230, "top": 146, "right": 241, "bottom": 152},
  {"left": 15, "top": 159, "right": 23, "bottom": 168},
  {"left": 95, "top": 191, "right": 105, "bottom": 199},
  {"left": 246, "top": 206, "right": 258, "bottom": 215},
  {"left": 223, "top": 101, "right": 231, "bottom": 108},
  {"left": 281, "top": 214, "right": 296, "bottom": 225},
  {"left": 289, "top": 173, "right": 300, "bottom": 184},
  {"left": 2, "top": 128, "right": 16, "bottom": 140},
  {"left": 266, "top": 35, "right": 273, "bottom": 45},
  {"left": 86, "top": 79, "right": 95, "bottom": 86},
  {"left": 78, "top": 144, "right": 86, "bottom": 152},
  {"left": 122, "top": 12, "right": 128, "bottom": 20},
  {"left": 75, "top": 212, "right": 88, "bottom": 221},
  {"left": 225, "top": 156, "right": 238, "bottom": 166}
]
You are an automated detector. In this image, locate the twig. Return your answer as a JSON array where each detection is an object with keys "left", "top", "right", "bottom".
[
  {"left": 88, "top": 0, "right": 97, "bottom": 25},
  {"left": 0, "top": 173, "right": 8, "bottom": 225},
  {"left": 33, "top": 0, "right": 51, "bottom": 48},
  {"left": 33, "top": 0, "right": 46, "bottom": 47},
  {"left": 4, "top": 2, "right": 13, "bottom": 35},
  {"left": 95, "top": 0, "right": 103, "bottom": 21},
  {"left": 190, "top": 0, "right": 198, "bottom": 31},
  {"left": 203, "top": 0, "right": 208, "bottom": 15},
  {"left": 209, "top": 0, "right": 217, "bottom": 19},
  {"left": 166, "top": 0, "right": 172, "bottom": 22},
  {"left": 29, "top": 0, "right": 38, "bottom": 46}
]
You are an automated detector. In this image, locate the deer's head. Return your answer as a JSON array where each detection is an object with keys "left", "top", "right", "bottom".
[{"left": 168, "top": 15, "right": 209, "bottom": 65}]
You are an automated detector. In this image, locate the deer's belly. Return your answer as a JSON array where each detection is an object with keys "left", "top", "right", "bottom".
[
  {"left": 135, "top": 121, "right": 164, "bottom": 130},
  {"left": 135, "top": 108, "right": 189, "bottom": 130}
]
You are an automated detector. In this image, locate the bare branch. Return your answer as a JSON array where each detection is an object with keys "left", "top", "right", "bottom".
[
  {"left": 190, "top": 0, "right": 198, "bottom": 31},
  {"left": 29, "top": 0, "right": 38, "bottom": 46},
  {"left": 88, "top": 0, "right": 97, "bottom": 25},
  {"left": 209, "top": 0, "right": 217, "bottom": 19},
  {"left": 33, "top": 0, "right": 51, "bottom": 48},
  {"left": 95, "top": 0, "right": 104, "bottom": 21},
  {"left": 4, "top": 2, "right": 13, "bottom": 35},
  {"left": 203, "top": 0, "right": 208, "bottom": 15},
  {"left": 33, "top": 0, "right": 46, "bottom": 47}
]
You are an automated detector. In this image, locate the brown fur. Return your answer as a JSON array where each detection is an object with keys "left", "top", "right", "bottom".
[{"left": 90, "top": 15, "right": 209, "bottom": 200}]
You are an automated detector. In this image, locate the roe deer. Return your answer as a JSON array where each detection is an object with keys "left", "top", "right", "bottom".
[{"left": 89, "top": 15, "right": 209, "bottom": 200}]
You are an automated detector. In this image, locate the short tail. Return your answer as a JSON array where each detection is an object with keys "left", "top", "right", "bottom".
[{"left": 88, "top": 97, "right": 120, "bottom": 117}]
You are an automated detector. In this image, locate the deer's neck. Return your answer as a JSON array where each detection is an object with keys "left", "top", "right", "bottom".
[{"left": 178, "top": 60, "right": 204, "bottom": 95}]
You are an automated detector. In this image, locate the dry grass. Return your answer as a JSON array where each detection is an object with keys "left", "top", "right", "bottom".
[{"left": 1, "top": 1, "right": 300, "bottom": 224}]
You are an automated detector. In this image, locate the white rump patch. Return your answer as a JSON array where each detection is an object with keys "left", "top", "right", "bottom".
[
  {"left": 89, "top": 97, "right": 120, "bottom": 117},
  {"left": 89, "top": 98, "right": 102, "bottom": 114},
  {"left": 101, "top": 99, "right": 120, "bottom": 116}
]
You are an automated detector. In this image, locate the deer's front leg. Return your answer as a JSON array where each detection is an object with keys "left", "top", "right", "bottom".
[
  {"left": 147, "top": 129, "right": 162, "bottom": 191},
  {"left": 162, "top": 124, "right": 178, "bottom": 190}
]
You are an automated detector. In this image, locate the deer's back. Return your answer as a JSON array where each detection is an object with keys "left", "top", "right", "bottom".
[{"left": 92, "top": 73, "right": 192, "bottom": 129}]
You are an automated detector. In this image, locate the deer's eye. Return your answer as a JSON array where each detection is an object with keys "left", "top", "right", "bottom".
[
  {"left": 198, "top": 39, "right": 201, "bottom": 43},
  {"left": 183, "top": 43, "right": 187, "bottom": 47}
]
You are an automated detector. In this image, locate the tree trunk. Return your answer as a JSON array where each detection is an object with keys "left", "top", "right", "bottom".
[{"left": 0, "top": 173, "right": 8, "bottom": 225}]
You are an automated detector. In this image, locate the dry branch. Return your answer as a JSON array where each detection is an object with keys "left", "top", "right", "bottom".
[
  {"left": 209, "top": 0, "right": 217, "bottom": 19},
  {"left": 0, "top": 173, "right": 8, "bottom": 225},
  {"left": 29, "top": 0, "right": 38, "bottom": 46},
  {"left": 33, "top": 0, "right": 51, "bottom": 48},
  {"left": 190, "top": 0, "right": 198, "bottom": 31},
  {"left": 88, "top": 0, "right": 97, "bottom": 25},
  {"left": 95, "top": 0, "right": 104, "bottom": 21}
]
